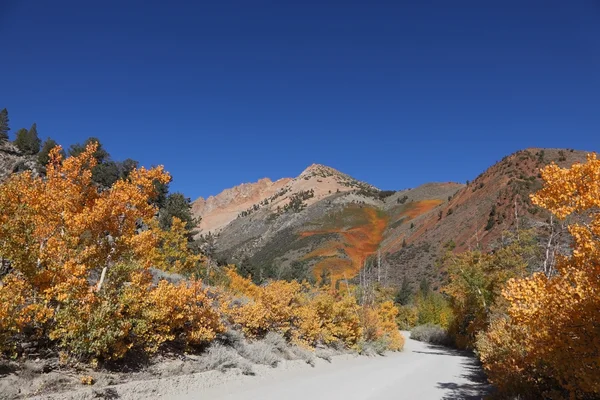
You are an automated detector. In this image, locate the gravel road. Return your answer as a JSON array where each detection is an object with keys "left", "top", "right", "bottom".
[{"left": 181, "top": 332, "right": 491, "bottom": 400}]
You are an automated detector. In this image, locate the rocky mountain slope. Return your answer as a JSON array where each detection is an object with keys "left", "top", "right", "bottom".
[
  {"left": 191, "top": 164, "right": 377, "bottom": 235},
  {"left": 383, "top": 148, "right": 587, "bottom": 289},
  {"left": 192, "top": 148, "right": 589, "bottom": 289},
  {"left": 0, "top": 142, "right": 39, "bottom": 182}
]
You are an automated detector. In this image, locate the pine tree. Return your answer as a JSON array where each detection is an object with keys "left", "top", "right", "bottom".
[
  {"left": 158, "top": 192, "right": 198, "bottom": 238},
  {"left": 14, "top": 128, "right": 29, "bottom": 153},
  {"left": 419, "top": 278, "right": 431, "bottom": 296},
  {"left": 92, "top": 161, "right": 120, "bottom": 187},
  {"left": 0, "top": 108, "right": 9, "bottom": 142},
  {"left": 395, "top": 276, "right": 413, "bottom": 305},
  {"left": 119, "top": 158, "right": 139, "bottom": 179},
  {"left": 319, "top": 269, "right": 331, "bottom": 287},
  {"left": 26, "top": 123, "right": 41, "bottom": 155},
  {"left": 15, "top": 123, "right": 41, "bottom": 154},
  {"left": 68, "top": 137, "right": 109, "bottom": 163}
]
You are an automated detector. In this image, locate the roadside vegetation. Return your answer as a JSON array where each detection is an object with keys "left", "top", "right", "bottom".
[
  {"left": 394, "top": 154, "right": 600, "bottom": 399},
  {"left": 2, "top": 109, "right": 597, "bottom": 398},
  {"left": 0, "top": 143, "right": 404, "bottom": 393}
]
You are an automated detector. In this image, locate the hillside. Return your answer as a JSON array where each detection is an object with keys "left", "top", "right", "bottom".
[
  {"left": 192, "top": 163, "right": 461, "bottom": 284},
  {"left": 192, "top": 148, "right": 589, "bottom": 289},
  {"left": 191, "top": 164, "right": 377, "bottom": 235},
  {"left": 0, "top": 142, "right": 39, "bottom": 181},
  {"left": 383, "top": 148, "right": 587, "bottom": 289}
]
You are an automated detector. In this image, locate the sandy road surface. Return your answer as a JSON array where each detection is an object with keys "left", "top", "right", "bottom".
[{"left": 179, "top": 332, "right": 491, "bottom": 400}]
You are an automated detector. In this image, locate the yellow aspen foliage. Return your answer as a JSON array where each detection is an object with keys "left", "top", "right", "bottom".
[
  {"left": 297, "top": 291, "right": 363, "bottom": 347},
  {"left": 0, "top": 143, "right": 170, "bottom": 293},
  {"left": 413, "top": 291, "right": 453, "bottom": 329},
  {"left": 221, "top": 269, "right": 401, "bottom": 350},
  {"left": 395, "top": 304, "right": 419, "bottom": 330},
  {"left": 0, "top": 274, "right": 53, "bottom": 353},
  {"left": 141, "top": 217, "right": 205, "bottom": 275},
  {"left": 0, "top": 144, "right": 224, "bottom": 360},
  {"left": 442, "top": 236, "right": 531, "bottom": 349},
  {"left": 478, "top": 154, "right": 600, "bottom": 399},
  {"left": 121, "top": 270, "right": 224, "bottom": 352},
  {"left": 375, "top": 301, "right": 405, "bottom": 351},
  {"left": 221, "top": 268, "right": 304, "bottom": 338},
  {"left": 359, "top": 301, "right": 405, "bottom": 351}
]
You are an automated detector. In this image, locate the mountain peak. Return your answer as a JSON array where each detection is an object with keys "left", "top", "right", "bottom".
[{"left": 299, "top": 163, "right": 345, "bottom": 179}]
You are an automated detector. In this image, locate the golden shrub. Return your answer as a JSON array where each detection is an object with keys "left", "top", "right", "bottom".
[
  {"left": 376, "top": 301, "right": 404, "bottom": 351},
  {"left": 221, "top": 269, "right": 303, "bottom": 337},
  {"left": 479, "top": 154, "right": 600, "bottom": 399},
  {"left": 221, "top": 269, "right": 403, "bottom": 350},
  {"left": 122, "top": 271, "right": 224, "bottom": 352},
  {"left": 395, "top": 304, "right": 418, "bottom": 330},
  {"left": 0, "top": 144, "right": 224, "bottom": 360},
  {"left": 140, "top": 218, "right": 204, "bottom": 275},
  {"left": 0, "top": 273, "right": 53, "bottom": 353},
  {"left": 300, "top": 291, "right": 362, "bottom": 347}
]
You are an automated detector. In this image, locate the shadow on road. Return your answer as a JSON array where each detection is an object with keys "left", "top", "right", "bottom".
[
  {"left": 412, "top": 343, "right": 493, "bottom": 400},
  {"left": 438, "top": 361, "right": 492, "bottom": 400}
]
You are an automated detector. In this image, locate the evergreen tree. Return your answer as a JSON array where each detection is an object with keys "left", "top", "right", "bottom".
[
  {"left": 92, "top": 161, "right": 120, "bottom": 187},
  {"left": 236, "top": 256, "right": 256, "bottom": 280},
  {"left": 151, "top": 180, "right": 170, "bottom": 209},
  {"left": 14, "top": 128, "right": 29, "bottom": 153},
  {"left": 68, "top": 137, "right": 109, "bottom": 163},
  {"left": 26, "top": 123, "right": 41, "bottom": 154},
  {"left": 15, "top": 125, "right": 41, "bottom": 154},
  {"left": 0, "top": 108, "right": 9, "bottom": 142},
  {"left": 119, "top": 158, "right": 139, "bottom": 179},
  {"left": 38, "top": 138, "right": 63, "bottom": 166},
  {"left": 319, "top": 269, "right": 331, "bottom": 287},
  {"left": 395, "top": 276, "right": 413, "bottom": 305},
  {"left": 419, "top": 277, "right": 431, "bottom": 296},
  {"left": 158, "top": 192, "right": 198, "bottom": 238}
]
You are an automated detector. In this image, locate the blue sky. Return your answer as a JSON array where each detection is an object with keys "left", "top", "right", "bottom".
[{"left": 1, "top": 1, "right": 599, "bottom": 199}]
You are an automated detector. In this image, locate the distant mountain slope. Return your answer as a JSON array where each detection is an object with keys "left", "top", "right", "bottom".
[
  {"left": 192, "top": 163, "right": 461, "bottom": 284},
  {"left": 383, "top": 148, "right": 588, "bottom": 290},
  {"left": 191, "top": 164, "right": 377, "bottom": 235},
  {"left": 192, "top": 148, "right": 591, "bottom": 290}
]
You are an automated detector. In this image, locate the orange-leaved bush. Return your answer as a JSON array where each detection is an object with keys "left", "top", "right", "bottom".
[
  {"left": 0, "top": 144, "right": 222, "bottom": 360},
  {"left": 477, "top": 154, "right": 600, "bottom": 399},
  {"left": 221, "top": 268, "right": 403, "bottom": 350},
  {"left": 140, "top": 217, "right": 205, "bottom": 275},
  {"left": 363, "top": 300, "right": 404, "bottom": 351},
  {"left": 221, "top": 268, "right": 305, "bottom": 338}
]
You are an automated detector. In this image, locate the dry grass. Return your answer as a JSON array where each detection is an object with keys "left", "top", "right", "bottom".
[
  {"left": 410, "top": 324, "right": 451, "bottom": 346},
  {"left": 290, "top": 345, "right": 315, "bottom": 366},
  {"left": 197, "top": 330, "right": 326, "bottom": 375},
  {"left": 237, "top": 341, "right": 280, "bottom": 367},
  {"left": 199, "top": 343, "right": 254, "bottom": 375},
  {"left": 314, "top": 347, "right": 334, "bottom": 362},
  {"left": 263, "top": 332, "right": 289, "bottom": 354}
]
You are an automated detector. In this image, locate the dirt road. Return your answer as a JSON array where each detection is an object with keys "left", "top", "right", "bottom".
[{"left": 182, "top": 333, "right": 491, "bottom": 400}]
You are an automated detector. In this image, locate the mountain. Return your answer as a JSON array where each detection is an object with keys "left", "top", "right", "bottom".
[
  {"left": 192, "top": 148, "right": 589, "bottom": 289},
  {"left": 2, "top": 143, "right": 588, "bottom": 291},
  {"left": 0, "top": 141, "right": 39, "bottom": 182},
  {"left": 382, "top": 148, "right": 587, "bottom": 289},
  {"left": 191, "top": 164, "right": 377, "bottom": 235}
]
